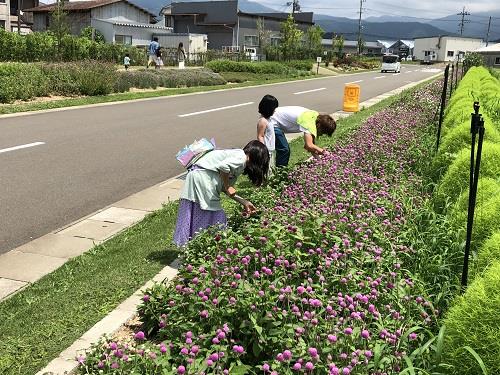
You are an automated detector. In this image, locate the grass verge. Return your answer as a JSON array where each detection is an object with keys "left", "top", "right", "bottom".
[
  {"left": 0, "top": 76, "right": 438, "bottom": 374},
  {"left": 0, "top": 74, "right": 321, "bottom": 116}
]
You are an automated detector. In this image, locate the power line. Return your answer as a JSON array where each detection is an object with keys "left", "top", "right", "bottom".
[{"left": 457, "top": 6, "right": 471, "bottom": 35}]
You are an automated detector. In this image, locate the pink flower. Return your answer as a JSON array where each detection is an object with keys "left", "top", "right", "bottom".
[
  {"left": 328, "top": 334, "right": 337, "bottom": 343},
  {"left": 361, "top": 329, "right": 370, "bottom": 339},
  {"left": 308, "top": 347, "right": 318, "bottom": 358},
  {"left": 134, "top": 331, "right": 145, "bottom": 341},
  {"left": 293, "top": 362, "right": 302, "bottom": 371},
  {"left": 177, "top": 365, "right": 186, "bottom": 374},
  {"left": 262, "top": 363, "right": 270, "bottom": 372},
  {"left": 305, "top": 362, "right": 314, "bottom": 371},
  {"left": 283, "top": 350, "right": 292, "bottom": 360},
  {"left": 409, "top": 332, "right": 418, "bottom": 340},
  {"left": 200, "top": 310, "right": 209, "bottom": 319}
]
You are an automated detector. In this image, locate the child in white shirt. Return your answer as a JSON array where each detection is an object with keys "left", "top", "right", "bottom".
[
  {"left": 257, "top": 95, "right": 279, "bottom": 171},
  {"left": 123, "top": 54, "right": 131, "bottom": 70}
]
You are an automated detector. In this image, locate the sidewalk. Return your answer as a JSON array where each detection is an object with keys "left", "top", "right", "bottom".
[{"left": 0, "top": 73, "right": 441, "bottom": 374}]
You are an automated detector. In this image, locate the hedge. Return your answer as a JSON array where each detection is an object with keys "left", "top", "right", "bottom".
[
  {"left": 472, "top": 232, "right": 500, "bottom": 278},
  {"left": 206, "top": 59, "right": 294, "bottom": 74},
  {"left": 0, "top": 62, "right": 226, "bottom": 103},
  {"left": 443, "top": 261, "right": 500, "bottom": 375},
  {"left": 0, "top": 29, "right": 146, "bottom": 65},
  {"left": 434, "top": 142, "right": 500, "bottom": 211},
  {"left": 431, "top": 115, "right": 500, "bottom": 180}
]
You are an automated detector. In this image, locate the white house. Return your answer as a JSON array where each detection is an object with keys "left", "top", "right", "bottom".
[
  {"left": 475, "top": 43, "right": 500, "bottom": 67},
  {"left": 0, "top": 0, "right": 11, "bottom": 31},
  {"left": 414, "top": 36, "right": 484, "bottom": 62},
  {"left": 26, "top": 0, "right": 173, "bottom": 46}
]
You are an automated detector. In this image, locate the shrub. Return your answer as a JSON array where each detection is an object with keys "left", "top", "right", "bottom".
[
  {"left": 0, "top": 63, "right": 49, "bottom": 103},
  {"left": 443, "top": 261, "right": 500, "bottom": 375},
  {"left": 283, "top": 60, "right": 314, "bottom": 71},
  {"left": 434, "top": 142, "right": 500, "bottom": 211},
  {"left": 468, "top": 193, "right": 500, "bottom": 250},
  {"left": 205, "top": 60, "right": 291, "bottom": 74},
  {"left": 432, "top": 116, "right": 500, "bottom": 180},
  {"left": 472, "top": 232, "right": 500, "bottom": 278}
]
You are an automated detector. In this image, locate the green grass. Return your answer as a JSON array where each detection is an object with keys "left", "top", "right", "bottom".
[
  {"left": 0, "top": 74, "right": 321, "bottom": 116},
  {"left": 0, "top": 75, "right": 438, "bottom": 375}
]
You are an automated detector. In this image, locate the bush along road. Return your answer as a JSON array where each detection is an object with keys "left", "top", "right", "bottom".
[{"left": 76, "top": 79, "right": 480, "bottom": 374}]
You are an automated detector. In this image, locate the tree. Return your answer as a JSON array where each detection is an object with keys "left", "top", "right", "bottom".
[
  {"left": 279, "top": 14, "right": 303, "bottom": 61},
  {"left": 49, "top": 0, "right": 70, "bottom": 57},
  {"left": 80, "top": 27, "right": 105, "bottom": 44},
  {"left": 305, "top": 25, "right": 324, "bottom": 56},
  {"left": 333, "top": 34, "right": 344, "bottom": 57},
  {"left": 256, "top": 17, "right": 271, "bottom": 51},
  {"left": 463, "top": 52, "right": 483, "bottom": 72}
]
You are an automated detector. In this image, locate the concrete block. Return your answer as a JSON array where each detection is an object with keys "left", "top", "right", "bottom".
[
  {"left": 35, "top": 358, "right": 75, "bottom": 375},
  {"left": 16, "top": 234, "right": 95, "bottom": 259},
  {"left": 114, "top": 187, "right": 180, "bottom": 212},
  {"left": 87, "top": 207, "right": 148, "bottom": 226},
  {"left": 0, "top": 251, "right": 67, "bottom": 283},
  {"left": 0, "top": 278, "right": 27, "bottom": 300},
  {"left": 57, "top": 219, "right": 127, "bottom": 241}
]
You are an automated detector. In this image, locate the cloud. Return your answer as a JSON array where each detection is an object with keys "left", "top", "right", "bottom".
[{"left": 259, "top": 0, "right": 500, "bottom": 18}]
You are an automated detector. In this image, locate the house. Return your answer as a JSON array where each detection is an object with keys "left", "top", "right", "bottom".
[
  {"left": 475, "top": 43, "right": 500, "bottom": 67},
  {"left": 25, "top": 0, "right": 173, "bottom": 46},
  {"left": 414, "top": 36, "right": 484, "bottom": 62},
  {"left": 321, "top": 39, "right": 383, "bottom": 56},
  {"left": 0, "top": 0, "right": 10, "bottom": 31},
  {"left": 388, "top": 39, "right": 414, "bottom": 58},
  {"left": 377, "top": 40, "right": 396, "bottom": 54},
  {"left": 9, "top": 0, "right": 38, "bottom": 34},
  {"left": 160, "top": 0, "right": 314, "bottom": 52}
]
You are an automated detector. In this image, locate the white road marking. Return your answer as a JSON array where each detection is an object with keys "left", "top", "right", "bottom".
[
  {"left": 345, "top": 80, "right": 363, "bottom": 84},
  {"left": 406, "top": 71, "right": 413, "bottom": 74},
  {"left": 374, "top": 76, "right": 386, "bottom": 79},
  {"left": 0, "top": 142, "right": 45, "bottom": 154},
  {"left": 178, "top": 102, "right": 254, "bottom": 117},
  {"left": 293, "top": 87, "right": 327, "bottom": 95}
]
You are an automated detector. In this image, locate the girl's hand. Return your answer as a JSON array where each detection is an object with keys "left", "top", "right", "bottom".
[
  {"left": 244, "top": 201, "right": 257, "bottom": 215},
  {"left": 227, "top": 186, "right": 237, "bottom": 197}
]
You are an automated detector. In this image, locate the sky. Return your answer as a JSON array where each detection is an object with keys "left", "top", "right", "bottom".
[{"left": 258, "top": 0, "right": 500, "bottom": 19}]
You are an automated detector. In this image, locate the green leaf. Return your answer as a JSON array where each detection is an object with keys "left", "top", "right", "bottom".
[
  {"left": 253, "top": 340, "right": 262, "bottom": 357},
  {"left": 230, "top": 364, "right": 252, "bottom": 375},
  {"left": 463, "top": 346, "right": 488, "bottom": 375}
]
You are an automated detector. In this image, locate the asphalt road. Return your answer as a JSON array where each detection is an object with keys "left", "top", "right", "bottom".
[{"left": 0, "top": 65, "right": 443, "bottom": 254}]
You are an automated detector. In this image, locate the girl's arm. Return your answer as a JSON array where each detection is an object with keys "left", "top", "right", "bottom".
[
  {"left": 257, "top": 118, "right": 267, "bottom": 144},
  {"left": 220, "top": 172, "right": 236, "bottom": 196},
  {"left": 303, "top": 133, "right": 325, "bottom": 157}
]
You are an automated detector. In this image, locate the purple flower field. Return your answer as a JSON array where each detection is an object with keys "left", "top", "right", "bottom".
[{"left": 79, "top": 81, "right": 446, "bottom": 374}]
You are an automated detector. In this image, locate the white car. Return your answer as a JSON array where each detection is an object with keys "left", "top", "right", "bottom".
[{"left": 381, "top": 54, "right": 401, "bottom": 73}]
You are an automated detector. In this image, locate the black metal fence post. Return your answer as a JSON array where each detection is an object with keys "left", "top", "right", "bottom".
[
  {"left": 449, "top": 63, "right": 454, "bottom": 98},
  {"left": 436, "top": 64, "right": 450, "bottom": 151},
  {"left": 461, "top": 102, "right": 485, "bottom": 289},
  {"left": 455, "top": 61, "right": 459, "bottom": 88}
]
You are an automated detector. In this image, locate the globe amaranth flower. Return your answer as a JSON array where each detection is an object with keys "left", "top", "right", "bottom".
[{"left": 134, "top": 331, "right": 145, "bottom": 341}]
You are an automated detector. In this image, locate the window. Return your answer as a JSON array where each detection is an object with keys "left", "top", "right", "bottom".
[
  {"left": 495, "top": 57, "right": 500, "bottom": 65},
  {"left": 244, "top": 35, "right": 258, "bottom": 47},
  {"left": 0, "top": 21, "right": 5, "bottom": 31},
  {"left": 115, "top": 35, "right": 132, "bottom": 45},
  {"left": 270, "top": 37, "right": 281, "bottom": 46},
  {"left": 164, "top": 16, "right": 173, "bottom": 28},
  {"left": 424, "top": 50, "right": 431, "bottom": 56},
  {"left": 447, "top": 50, "right": 454, "bottom": 57}
]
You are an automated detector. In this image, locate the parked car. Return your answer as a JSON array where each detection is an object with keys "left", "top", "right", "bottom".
[
  {"left": 245, "top": 48, "right": 258, "bottom": 61},
  {"left": 381, "top": 54, "right": 401, "bottom": 73}
]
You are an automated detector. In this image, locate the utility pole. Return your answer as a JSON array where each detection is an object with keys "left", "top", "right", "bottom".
[
  {"left": 457, "top": 6, "right": 470, "bottom": 36},
  {"left": 287, "top": 0, "right": 300, "bottom": 14},
  {"left": 357, "top": 0, "right": 365, "bottom": 55},
  {"left": 17, "top": 0, "right": 22, "bottom": 34},
  {"left": 485, "top": 16, "right": 492, "bottom": 46}
]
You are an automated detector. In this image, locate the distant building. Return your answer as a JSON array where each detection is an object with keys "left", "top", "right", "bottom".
[
  {"left": 475, "top": 43, "right": 500, "bottom": 67},
  {"left": 388, "top": 40, "right": 414, "bottom": 58},
  {"left": 10, "top": 0, "right": 38, "bottom": 34},
  {"left": 414, "top": 36, "right": 484, "bottom": 62},
  {"left": 0, "top": 0, "right": 10, "bottom": 31},
  {"left": 25, "top": 0, "right": 173, "bottom": 46},
  {"left": 322, "top": 39, "right": 383, "bottom": 56},
  {"left": 377, "top": 40, "right": 396, "bottom": 54},
  {"left": 161, "top": 0, "right": 314, "bottom": 51}
]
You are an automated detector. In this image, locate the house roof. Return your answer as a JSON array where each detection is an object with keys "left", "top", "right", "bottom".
[
  {"left": 414, "top": 35, "right": 483, "bottom": 41},
  {"left": 377, "top": 40, "right": 396, "bottom": 48},
  {"left": 25, "top": 0, "right": 156, "bottom": 17},
  {"left": 475, "top": 43, "right": 500, "bottom": 53},
  {"left": 93, "top": 16, "right": 172, "bottom": 29},
  {"left": 321, "top": 39, "right": 382, "bottom": 49},
  {"left": 243, "top": 12, "right": 314, "bottom": 24}
]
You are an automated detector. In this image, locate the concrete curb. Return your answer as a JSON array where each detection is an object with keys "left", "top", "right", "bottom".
[{"left": 32, "top": 72, "right": 443, "bottom": 375}]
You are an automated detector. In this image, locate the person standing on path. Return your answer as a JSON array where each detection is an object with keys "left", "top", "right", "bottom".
[
  {"left": 270, "top": 106, "right": 337, "bottom": 167},
  {"left": 257, "top": 94, "right": 279, "bottom": 171},
  {"left": 177, "top": 42, "right": 186, "bottom": 69},
  {"left": 173, "top": 140, "right": 270, "bottom": 246},
  {"left": 147, "top": 37, "right": 160, "bottom": 69}
]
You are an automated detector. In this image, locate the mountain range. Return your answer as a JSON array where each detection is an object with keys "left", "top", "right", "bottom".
[{"left": 129, "top": 0, "right": 500, "bottom": 42}]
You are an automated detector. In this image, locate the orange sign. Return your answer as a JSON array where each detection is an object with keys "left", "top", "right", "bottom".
[{"left": 343, "top": 84, "right": 361, "bottom": 112}]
